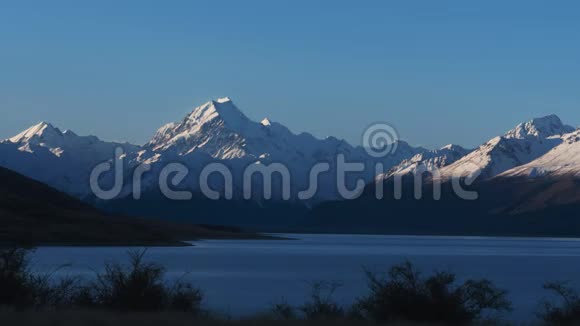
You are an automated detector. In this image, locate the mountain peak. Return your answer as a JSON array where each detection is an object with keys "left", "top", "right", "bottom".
[
  {"left": 439, "top": 144, "right": 466, "bottom": 152},
  {"left": 214, "top": 97, "right": 232, "bottom": 104},
  {"left": 261, "top": 118, "right": 272, "bottom": 126},
  {"left": 505, "top": 114, "right": 574, "bottom": 139},
  {"left": 186, "top": 97, "right": 248, "bottom": 128},
  {"left": 147, "top": 97, "right": 260, "bottom": 152},
  {"left": 9, "top": 121, "right": 63, "bottom": 143}
]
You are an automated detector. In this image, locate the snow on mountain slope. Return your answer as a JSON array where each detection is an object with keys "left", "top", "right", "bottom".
[
  {"left": 139, "top": 97, "right": 426, "bottom": 200},
  {"left": 476, "top": 130, "right": 580, "bottom": 215},
  {"left": 0, "top": 98, "right": 425, "bottom": 201},
  {"left": 146, "top": 97, "right": 418, "bottom": 164},
  {"left": 376, "top": 144, "right": 471, "bottom": 181},
  {"left": 0, "top": 122, "right": 140, "bottom": 197},
  {"left": 504, "top": 114, "right": 575, "bottom": 139},
  {"left": 498, "top": 130, "right": 580, "bottom": 178},
  {"left": 147, "top": 98, "right": 260, "bottom": 159},
  {"left": 7, "top": 100, "right": 575, "bottom": 203},
  {"left": 436, "top": 115, "right": 574, "bottom": 181}
]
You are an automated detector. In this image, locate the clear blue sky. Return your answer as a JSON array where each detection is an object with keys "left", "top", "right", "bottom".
[{"left": 1, "top": 0, "right": 579, "bottom": 148}]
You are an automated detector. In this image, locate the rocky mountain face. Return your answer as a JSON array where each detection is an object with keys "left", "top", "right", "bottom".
[
  {"left": 3, "top": 99, "right": 580, "bottom": 234},
  {"left": 0, "top": 122, "right": 138, "bottom": 198},
  {"left": 1, "top": 98, "right": 426, "bottom": 201},
  {"left": 435, "top": 115, "right": 575, "bottom": 181},
  {"left": 376, "top": 144, "right": 471, "bottom": 181}
]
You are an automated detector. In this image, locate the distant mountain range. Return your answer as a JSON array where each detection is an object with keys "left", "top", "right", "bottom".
[
  {"left": 0, "top": 98, "right": 427, "bottom": 201},
  {"left": 308, "top": 116, "right": 580, "bottom": 236},
  {"left": 2, "top": 98, "right": 580, "bottom": 236}
]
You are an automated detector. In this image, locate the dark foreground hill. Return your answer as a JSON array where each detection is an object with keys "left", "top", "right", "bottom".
[
  {"left": 0, "top": 167, "right": 268, "bottom": 246},
  {"left": 304, "top": 175, "right": 580, "bottom": 237},
  {"left": 101, "top": 173, "right": 580, "bottom": 237}
]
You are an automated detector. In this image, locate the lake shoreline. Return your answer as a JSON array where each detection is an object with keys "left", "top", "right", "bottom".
[
  {"left": 271, "top": 230, "right": 580, "bottom": 240},
  {"left": 27, "top": 234, "right": 580, "bottom": 321}
]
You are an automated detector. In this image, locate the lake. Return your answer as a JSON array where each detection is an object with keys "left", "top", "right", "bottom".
[{"left": 31, "top": 234, "right": 580, "bottom": 321}]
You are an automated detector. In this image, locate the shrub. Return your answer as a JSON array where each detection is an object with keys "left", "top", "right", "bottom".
[
  {"left": 92, "top": 250, "right": 166, "bottom": 311},
  {"left": 0, "top": 248, "right": 203, "bottom": 313},
  {"left": 271, "top": 300, "right": 297, "bottom": 320},
  {"left": 269, "top": 282, "right": 345, "bottom": 321},
  {"left": 0, "top": 248, "right": 35, "bottom": 307},
  {"left": 538, "top": 281, "right": 580, "bottom": 325},
  {"left": 0, "top": 248, "right": 76, "bottom": 309},
  {"left": 87, "top": 249, "right": 203, "bottom": 313},
  {"left": 300, "top": 281, "right": 345, "bottom": 320},
  {"left": 168, "top": 281, "right": 203, "bottom": 312},
  {"left": 356, "top": 261, "right": 511, "bottom": 323}
]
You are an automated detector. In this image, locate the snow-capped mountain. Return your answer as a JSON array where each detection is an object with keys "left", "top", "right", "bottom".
[
  {"left": 2, "top": 99, "right": 578, "bottom": 204},
  {"left": 468, "top": 129, "right": 580, "bottom": 215},
  {"left": 435, "top": 115, "right": 575, "bottom": 181},
  {"left": 498, "top": 129, "right": 580, "bottom": 178},
  {"left": 0, "top": 98, "right": 426, "bottom": 201},
  {"left": 146, "top": 97, "right": 421, "bottom": 164},
  {"left": 0, "top": 122, "right": 139, "bottom": 197},
  {"left": 376, "top": 144, "right": 471, "bottom": 181},
  {"left": 504, "top": 114, "right": 575, "bottom": 139},
  {"left": 137, "top": 97, "right": 425, "bottom": 200}
]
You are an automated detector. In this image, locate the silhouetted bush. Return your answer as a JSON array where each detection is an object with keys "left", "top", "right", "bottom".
[
  {"left": 29, "top": 275, "right": 81, "bottom": 308},
  {"left": 1, "top": 249, "right": 521, "bottom": 323},
  {"left": 86, "top": 250, "right": 203, "bottom": 313},
  {"left": 0, "top": 248, "right": 203, "bottom": 313},
  {"left": 538, "top": 281, "right": 580, "bottom": 325},
  {"left": 92, "top": 250, "right": 166, "bottom": 311},
  {"left": 168, "top": 281, "right": 204, "bottom": 312},
  {"left": 271, "top": 300, "right": 297, "bottom": 320},
  {"left": 0, "top": 248, "right": 35, "bottom": 307},
  {"left": 0, "top": 248, "right": 76, "bottom": 309},
  {"left": 299, "top": 281, "right": 345, "bottom": 320},
  {"left": 356, "top": 261, "right": 511, "bottom": 323},
  {"left": 268, "top": 281, "right": 346, "bottom": 321}
]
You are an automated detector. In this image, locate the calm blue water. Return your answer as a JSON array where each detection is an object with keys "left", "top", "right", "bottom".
[{"left": 31, "top": 234, "right": 580, "bottom": 321}]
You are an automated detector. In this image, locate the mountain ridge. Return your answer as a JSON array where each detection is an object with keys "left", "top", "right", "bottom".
[
  {"left": 435, "top": 115, "right": 575, "bottom": 181},
  {"left": 3, "top": 99, "right": 580, "bottom": 235},
  {"left": 0, "top": 166, "right": 267, "bottom": 246},
  {"left": 1, "top": 98, "right": 577, "bottom": 206},
  {"left": 1, "top": 98, "right": 428, "bottom": 201}
]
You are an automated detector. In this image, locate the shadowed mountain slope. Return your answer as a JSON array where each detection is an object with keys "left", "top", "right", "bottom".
[{"left": 0, "top": 167, "right": 267, "bottom": 246}]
